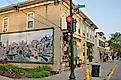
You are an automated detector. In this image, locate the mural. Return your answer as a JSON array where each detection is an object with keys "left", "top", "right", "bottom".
[{"left": 0, "top": 29, "right": 53, "bottom": 63}]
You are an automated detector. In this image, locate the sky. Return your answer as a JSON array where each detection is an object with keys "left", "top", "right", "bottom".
[
  {"left": 1, "top": 29, "right": 53, "bottom": 46},
  {"left": 0, "top": 0, "right": 121, "bottom": 39},
  {"left": 74, "top": 0, "right": 121, "bottom": 39}
]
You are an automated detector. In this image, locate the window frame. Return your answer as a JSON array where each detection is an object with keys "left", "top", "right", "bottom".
[
  {"left": 77, "top": 21, "right": 81, "bottom": 34},
  {"left": 27, "top": 12, "right": 34, "bottom": 29},
  {"left": 3, "top": 17, "right": 9, "bottom": 32}
]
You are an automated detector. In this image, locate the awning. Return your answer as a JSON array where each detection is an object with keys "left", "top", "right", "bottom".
[
  {"left": 86, "top": 41, "right": 94, "bottom": 48},
  {"left": 99, "top": 49, "right": 106, "bottom": 55}
]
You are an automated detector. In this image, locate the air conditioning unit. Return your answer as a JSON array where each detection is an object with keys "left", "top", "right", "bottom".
[
  {"left": 3, "top": 28, "right": 7, "bottom": 32},
  {"left": 61, "top": 16, "right": 67, "bottom": 30}
]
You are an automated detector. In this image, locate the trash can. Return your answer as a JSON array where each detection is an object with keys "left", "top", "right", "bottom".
[{"left": 91, "top": 64, "right": 100, "bottom": 77}]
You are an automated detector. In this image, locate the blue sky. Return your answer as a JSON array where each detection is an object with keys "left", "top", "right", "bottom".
[
  {"left": 0, "top": 0, "right": 121, "bottom": 38},
  {"left": 1, "top": 29, "right": 53, "bottom": 46},
  {"left": 74, "top": 0, "right": 121, "bottom": 38}
]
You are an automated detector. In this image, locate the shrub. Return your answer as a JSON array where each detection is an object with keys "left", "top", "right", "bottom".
[
  {"left": 0, "top": 65, "right": 5, "bottom": 71},
  {"left": 27, "top": 66, "right": 52, "bottom": 73},
  {"left": 26, "top": 71, "right": 50, "bottom": 78},
  {"left": 3, "top": 64, "right": 24, "bottom": 74}
]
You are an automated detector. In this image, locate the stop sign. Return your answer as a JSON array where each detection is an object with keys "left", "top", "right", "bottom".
[{"left": 66, "top": 15, "right": 72, "bottom": 22}]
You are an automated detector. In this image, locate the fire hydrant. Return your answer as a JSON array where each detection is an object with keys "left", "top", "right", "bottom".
[{"left": 85, "top": 67, "right": 90, "bottom": 80}]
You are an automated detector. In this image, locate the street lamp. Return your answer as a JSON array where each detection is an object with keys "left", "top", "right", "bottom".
[{"left": 69, "top": 0, "right": 85, "bottom": 80}]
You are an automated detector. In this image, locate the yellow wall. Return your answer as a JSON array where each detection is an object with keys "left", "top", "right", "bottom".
[{"left": 0, "top": 2, "right": 62, "bottom": 70}]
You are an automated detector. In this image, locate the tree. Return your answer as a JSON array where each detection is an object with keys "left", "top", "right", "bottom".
[{"left": 108, "top": 32, "right": 121, "bottom": 52}]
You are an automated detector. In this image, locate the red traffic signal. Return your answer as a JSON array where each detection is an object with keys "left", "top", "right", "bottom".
[{"left": 66, "top": 15, "right": 72, "bottom": 22}]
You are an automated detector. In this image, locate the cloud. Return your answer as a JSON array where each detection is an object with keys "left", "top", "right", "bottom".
[{"left": 1, "top": 29, "right": 53, "bottom": 45}]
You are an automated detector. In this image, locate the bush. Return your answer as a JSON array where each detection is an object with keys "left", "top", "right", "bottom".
[
  {"left": 0, "top": 65, "right": 5, "bottom": 71},
  {"left": 28, "top": 66, "right": 52, "bottom": 73},
  {"left": 3, "top": 64, "right": 24, "bottom": 74},
  {"left": 26, "top": 71, "right": 50, "bottom": 78}
]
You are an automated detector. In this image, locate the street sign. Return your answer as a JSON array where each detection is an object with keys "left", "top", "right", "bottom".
[{"left": 73, "top": 4, "right": 85, "bottom": 9}]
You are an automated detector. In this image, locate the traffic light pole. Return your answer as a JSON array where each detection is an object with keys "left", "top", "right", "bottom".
[{"left": 69, "top": 0, "right": 76, "bottom": 80}]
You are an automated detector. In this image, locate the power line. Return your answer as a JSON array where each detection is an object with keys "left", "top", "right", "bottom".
[
  {"left": 13, "top": 0, "right": 61, "bottom": 29},
  {"left": 5, "top": 0, "right": 50, "bottom": 27}
]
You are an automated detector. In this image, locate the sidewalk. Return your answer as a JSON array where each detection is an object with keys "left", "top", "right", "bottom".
[
  {"left": 41, "top": 61, "right": 117, "bottom": 80},
  {"left": 0, "top": 61, "right": 118, "bottom": 80}
]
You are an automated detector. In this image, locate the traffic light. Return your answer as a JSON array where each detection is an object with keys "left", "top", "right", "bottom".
[
  {"left": 63, "top": 32, "right": 68, "bottom": 43},
  {"left": 66, "top": 16, "right": 72, "bottom": 32}
]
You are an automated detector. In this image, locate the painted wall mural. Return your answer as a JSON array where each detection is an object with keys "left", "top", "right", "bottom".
[{"left": 0, "top": 29, "right": 53, "bottom": 63}]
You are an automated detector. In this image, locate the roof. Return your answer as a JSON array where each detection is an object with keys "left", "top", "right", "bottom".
[
  {"left": 62, "top": 0, "right": 98, "bottom": 29},
  {"left": 79, "top": 11, "right": 98, "bottom": 29},
  {"left": 0, "top": 0, "right": 99, "bottom": 29},
  {"left": 0, "top": 0, "right": 53, "bottom": 13}
]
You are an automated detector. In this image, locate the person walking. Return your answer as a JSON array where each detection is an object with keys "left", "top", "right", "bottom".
[
  {"left": 106, "top": 54, "right": 109, "bottom": 62},
  {"left": 87, "top": 54, "right": 93, "bottom": 64},
  {"left": 112, "top": 53, "right": 115, "bottom": 62},
  {"left": 109, "top": 54, "right": 112, "bottom": 63}
]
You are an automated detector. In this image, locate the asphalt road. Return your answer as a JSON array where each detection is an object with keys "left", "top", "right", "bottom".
[{"left": 110, "top": 60, "right": 121, "bottom": 80}]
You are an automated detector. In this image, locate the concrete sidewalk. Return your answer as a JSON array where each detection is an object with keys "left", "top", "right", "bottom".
[
  {"left": 41, "top": 61, "right": 117, "bottom": 80},
  {"left": 0, "top": 61, "right": 118, "bottom": 80}
]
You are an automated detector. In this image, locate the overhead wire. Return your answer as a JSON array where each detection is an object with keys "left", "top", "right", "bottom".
[
  {"left": 5, "top": 0, "right": 50, "bottom": 27},
  {"left": 6, "top": 0, "right": 61, "bottom": 29}
]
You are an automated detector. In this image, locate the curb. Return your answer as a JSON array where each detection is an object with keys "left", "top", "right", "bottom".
[{"left": 105, "top": 63, "right": 118, "bottom": 80}]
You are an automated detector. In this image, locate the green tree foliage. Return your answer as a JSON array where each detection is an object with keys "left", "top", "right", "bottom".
[{"left": 108, "top": 32, "right": 121, "bottom": 52}]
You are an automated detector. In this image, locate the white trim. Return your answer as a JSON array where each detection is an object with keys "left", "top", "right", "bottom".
[
  {"left": 2, "top": 17, "right": 9, "bottom": 32},
  {"left": 26, "top": 12, "right": 34, "bottom": 29}
]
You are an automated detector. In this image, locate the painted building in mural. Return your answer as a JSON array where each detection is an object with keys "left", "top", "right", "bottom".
[
  {"left": 0, "top": 29, "right": 53, "bottom": 63},
  {"left": 0, "top": 0, "right": 98, "bottom": 70}
]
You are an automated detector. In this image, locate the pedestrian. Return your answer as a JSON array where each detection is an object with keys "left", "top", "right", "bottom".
[
  {"left": 103, "top": 55, "right": 106, "bottom": 62},
  {"left": 106, "top": 54, "right": 109, "bottom": 62},
  {"left": 112, "top": 53, "right": 115, "bottom": 62},
  {"left": 109, "top": 55, "right": 112, "bottom": 63},
  {"left": 116, "top": 52, "right": 119, "bottom": 60},
  {"left": 87, "top": 54, "right": 93, "bottom": 64}
]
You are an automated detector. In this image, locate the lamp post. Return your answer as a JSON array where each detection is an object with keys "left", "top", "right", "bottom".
[
  {"left": 69, "top": 0, "right": 75, "bottom": 79},
  {"left": 69, "top": 0, "right": 85, "bottom": 80}
]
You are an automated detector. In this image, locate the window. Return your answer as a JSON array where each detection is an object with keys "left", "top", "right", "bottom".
[
  {"left": 90, "top": 28, "right": 92, "bottom": 39},
  {"left": 92, "top": 30, "right": 95, "bottom": 40},
  {"left": 77, "top": 21, "right": 81, "bottom": 34},
  {"left": 27, "top": 12, "right": 34, "bottom": 28},
  {"left": 82, "top": 24, "right": 85, "bottom": 32},
  {"left": 64, "top": 10, "right": 68, "bottom": 16},
  {"left": 3, "top": 17, "right": 8, "bottom": 32},
  {"left": 99, "top": 40, "right": 105, "bottom": 47},
  {"left": 87, "top": 27, "right": 89, "bottom": 37}
]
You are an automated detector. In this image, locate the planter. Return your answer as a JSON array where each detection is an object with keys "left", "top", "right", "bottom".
[
  {"left": 15, "top": 74, "right": 22, "bottom": 79},
  {"left": 2, "top": 71, "right": 13, "bottom": 77}
]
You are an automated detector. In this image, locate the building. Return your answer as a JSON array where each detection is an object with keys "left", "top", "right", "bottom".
[
  {"left": 94, "top": 32, "right": 106, "bottom": 62},
  {"left": 0, "top": 0, "right": 98, "bottom": 71}
]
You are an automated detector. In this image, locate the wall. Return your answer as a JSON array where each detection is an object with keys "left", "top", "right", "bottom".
[{"left": 0, "top": 2, "right": 62, "bottom": 70}]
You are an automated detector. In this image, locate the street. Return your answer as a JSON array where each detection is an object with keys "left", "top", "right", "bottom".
[{"left": 110, "top": 61, "right": 121, "bottom": 80}]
